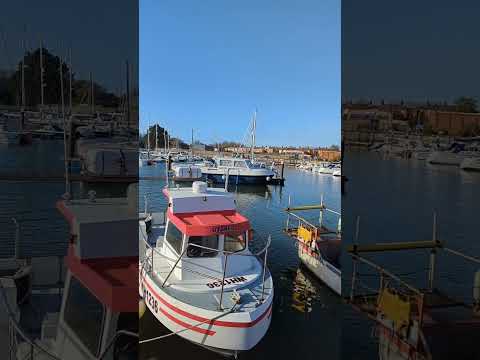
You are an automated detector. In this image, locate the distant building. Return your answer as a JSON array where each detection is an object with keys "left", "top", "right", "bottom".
[
  {"left": 279, "top": 149, "right": 304, "bottom": 155},
  {"left": 317, "top": 149, "right": 341, "bottom": 161},
  {"left": 224, "top": 147, "right": 265, "bottom": 154},
  {"left": 424, "top": 110, "right": 480, "bottom": 136}
]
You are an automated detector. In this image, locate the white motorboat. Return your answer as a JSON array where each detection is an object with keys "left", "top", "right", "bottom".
[
  {"left": 332, "top": 165, "right": 342, "bottom": 177},
  {"left": 317, "top": 163, "right": 336, "bottom": 174},
  {"left": 460, "top": 157, "right": 480, "bottom": 171},
  {"left": 312, "top": 162, "right": 328, "bottom": 173},
  {"left": 200, "top": 157, "right": 275, "bottom": 185},
  {"left": 139, "top": 181, "right": 273, "bottom": 356},
  {"left": 427, "top": 143, "right": 480, "bottom": 166}
]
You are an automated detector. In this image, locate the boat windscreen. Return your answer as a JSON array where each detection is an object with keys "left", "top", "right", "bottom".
[
  {"left": 63, "top": 276, "right": 105, "bottom": 357},
  {"left": 187, "top": 235, "right": 219, "bottom": 258},
  {"left": 224, "top": 232, "right": 247, "bottom": 252},
  {"left": 165, "top": 222, "right": 184, "bottom": 254}
]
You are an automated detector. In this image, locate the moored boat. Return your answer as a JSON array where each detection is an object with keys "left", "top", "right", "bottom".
[
  {"left": 284, "top": 199, "right": 341, "bottom": 295},
  {"left": 460, "top": 157, "right": 480, "bottom": 171},
  {"left": 200, "top": 157, "right": 275, "bottom": 185},
  {"left": 139, "top": 181, "right": 273, "bottom": 356},
  {"left": 4, "top": 187, "right": 139, "bottom": 359}
]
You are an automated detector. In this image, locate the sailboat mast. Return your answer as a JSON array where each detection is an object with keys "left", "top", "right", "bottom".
[
  {"left": 60, "top": 53, "right": 70, "bottom": 196},
  {"left": 69, "top": 48, "right": 72, "bottom": 113},
  {"left": 21, "top": 38, "right": 26, "bottom": 110},
  {"left": 90, "top": 72, "right": 94, "bottom": 114},
  {"left": 251, "top": 109, "right": 257, "bottom": 161},
  {"left": 147, "top": 120, "right": 150, "bottom": 152},
  {"left": 126, "top": 60, "right": 130, "bottom": 125},
  {"left": 40, "top": 40, "right": 44, "bottom": 109},
  {"left": 164, "top": 128, "right": 167, "bottom": 154},
  {"left": 191, "top": 128, "right": 194, "bottom": 157},
  {"left": 155, "top": 124, "right": 158, "bottom": 151}
]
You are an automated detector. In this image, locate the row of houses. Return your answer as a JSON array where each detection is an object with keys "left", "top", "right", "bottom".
[
  {"left": 221, "top": 146, "right": 341, "bottom": 161},
  {"left": 343, "top": 107, "right": 480, "bottom": 137}
]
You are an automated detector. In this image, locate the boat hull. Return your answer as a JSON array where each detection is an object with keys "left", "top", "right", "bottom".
[
  {"left": 203, "top": 173, "right": 271, "bottom": 185},
  {"left": 460, "top": 157, "right": 480, "bottom": 171},
  {"left": 297, "top": 242, "right": 341, "bottom": 295},
  {"left": 427, "top": 151, "right": 466, "bottom": 165},
  {"left": 139, "top": 271, "right": 273, "bottom": 352}
]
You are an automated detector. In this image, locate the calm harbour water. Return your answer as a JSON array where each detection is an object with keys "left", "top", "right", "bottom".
[
  {"left": 139, "top": 164, "right": 342, "bottom": 360},
  {"left": 0, "top": 139, "right": 129, "bottom": 257}
]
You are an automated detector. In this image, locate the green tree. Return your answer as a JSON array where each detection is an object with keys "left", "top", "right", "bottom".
[
  {"left": 141, "top": 124, "right": 170, "bottom": 149},
  {"left": 0, "top": 47, "right": 121, "bottom": 109},
  {"left": 454, "top": 96, "right": 478, "bottom": 113}
]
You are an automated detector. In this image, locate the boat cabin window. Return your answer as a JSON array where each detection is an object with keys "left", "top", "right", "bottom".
[
  {"left": 165, "top": 222, "right": 184, "bottom": 254},
  {"left": 63, "top": 276, "right": 105, "bottom": 357},
  {"left": 224, "top": 232, "right": 247, "bottom": 252},
  {"left": 233, "top": 160, "right": 247, "bottom": 168},
  {"left": 187, "top": 235, "right": 219, "bottom": 257},
  {"left": 219, "top": 159, "right": 233, "bottom": 167}
]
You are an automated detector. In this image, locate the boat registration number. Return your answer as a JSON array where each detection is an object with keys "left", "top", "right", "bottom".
[
  {"left": 141, "top": 282, "right": 159, "bottom": 313},
  {"left": 206, "top": 276, "right": 247, "bottom": 288}
]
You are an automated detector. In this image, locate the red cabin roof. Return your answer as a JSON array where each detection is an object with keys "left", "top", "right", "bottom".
[
  {"left": 167, "top": 209, "right": 250, "bottom": 236},
  {"left": 66, "top": 245, "right": 137, "bottom": 312}
]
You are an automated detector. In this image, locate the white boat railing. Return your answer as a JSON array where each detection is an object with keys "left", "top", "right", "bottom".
[
  {"left": 139, "top": 222, "right": 272, "bottom": 310},
  {"left": 285, "top": 195, "right": 341, "bottom": 235}
]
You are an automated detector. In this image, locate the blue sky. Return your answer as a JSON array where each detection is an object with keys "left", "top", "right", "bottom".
[{"left": 140, "top": 0, "right": 340, "bottom": 147}]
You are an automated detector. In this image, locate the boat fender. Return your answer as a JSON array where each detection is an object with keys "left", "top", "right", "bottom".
[{"left": 139, "top": 299, "right": 146, "bottom": 318}]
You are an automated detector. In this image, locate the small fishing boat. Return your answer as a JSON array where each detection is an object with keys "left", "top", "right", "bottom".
[
  {"left": 284, "top": 199, "right": 341, "bottom": 295},
  {"left": 139, "top": 181, "right": 273, "bottom": 356},
  {"left": 5, "top": 187, "right": 139, "bottom": 359}
]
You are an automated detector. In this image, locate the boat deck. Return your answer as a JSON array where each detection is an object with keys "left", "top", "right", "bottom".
[{"left": 140, "top": 222, "right": 273, "bottom": 313}]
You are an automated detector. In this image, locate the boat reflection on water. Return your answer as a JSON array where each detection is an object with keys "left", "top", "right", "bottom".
[{"left": 288, "top": 265, "right": 341, "bottom": 317}]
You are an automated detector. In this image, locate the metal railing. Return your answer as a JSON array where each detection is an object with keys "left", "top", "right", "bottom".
[
  {"left": 285, "top": 194, "right": 341, "bottom": 236},
  {"left": 139, "top": 224, "right": 272, "bottom": 311},
  {"left": 0, "top": 278, "right": 61, "bottom": 360}
]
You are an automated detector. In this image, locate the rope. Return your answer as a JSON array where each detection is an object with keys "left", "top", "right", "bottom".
[{"left": 139, "top": 303, "right": 238, "bottom": 344}]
